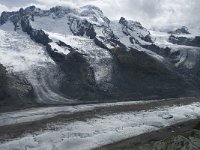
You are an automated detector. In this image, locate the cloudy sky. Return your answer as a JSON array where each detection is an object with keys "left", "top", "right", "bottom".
[{"left": 0, "top": 0, "right": 199, "bottom": 29}]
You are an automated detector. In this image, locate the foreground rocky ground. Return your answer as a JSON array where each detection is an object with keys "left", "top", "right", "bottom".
[{"left": 154, "top": 129, "right": 200, "bottom": 150}]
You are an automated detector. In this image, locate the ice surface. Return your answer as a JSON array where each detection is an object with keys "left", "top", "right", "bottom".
[
  {"left": 0, "top": 102, "right": 200, "bottom": 150},
  {"left": 0, "top": 100, "right": 154, "bottom": 127}
]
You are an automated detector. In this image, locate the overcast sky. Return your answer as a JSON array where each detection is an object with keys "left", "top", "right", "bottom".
[{"left": 0, "top": 0, "right": 199, "bottom": 29}]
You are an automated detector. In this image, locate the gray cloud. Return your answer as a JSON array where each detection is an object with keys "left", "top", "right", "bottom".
[
  {"left": 0, "top": 0, "right": 34, "bottom": 7},
  {"left": 0, "top": 0, "right": 199, "bottom": 30},
  {"left": 0, "top": 3, "right": 7, "bottom": 12}
]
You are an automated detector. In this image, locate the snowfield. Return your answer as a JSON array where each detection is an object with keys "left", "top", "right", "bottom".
[
  {"left": 0, "top": 102, "right": 200, "bottom": 150},
  {"left": 0, "top": 23, "right": 73, "bottom": 104},
  {"left": 0, "top": 22, "right": 54, "bottom": 73}
]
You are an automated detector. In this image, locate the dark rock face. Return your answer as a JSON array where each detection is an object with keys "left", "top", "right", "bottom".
[
  {"left": 0, "top": 11, "right": 16, "bottom": 24},
  {"left": 29, "top": 29, "right": 51, "bottom": 45},
  {"left": 193, "top": 36, "right": 200, "bottom": 46},
  {"left": 46, "top": 42, "right": 195, "bottom": 101},
  {"left": 141, "top": 35, "right": 152, "bottom": 43},
  {"left": 69, "top": 18, "right": 96, "bottom": 39},
  {"left": 119, "top": 17, "right": 152, "bottom": 43},
  {"left": 169, "top": 35, "right": 200, "bottom": 47},
  {"left": 168, "top": 26, "right": 190, "bottom": 35},
  {"left": 60, "top": 52, "right": 109, "bottom": 100},
  {"left": 143, "top": 44, "right": 200, "bottom": 92},
  {"left": 0, "top": 64, "right": 36, "bottom": 112},
  {"left": 47, "top": 45, "right": 110, "bottom": 100},
  {"left": 94, "top": 36, "right": 126, "bottom": 50},
  {"left": 142, "top": 44, "right": 171, "bottom": 57},
  {"left": 21, "top": 17, "right": 51, "bottom": 45},
  {"left": 0, "top": 64, "right": 9, "bottom": 101},
  {"left": 108, "top": 48, "right": 195, "bottom": 100}
]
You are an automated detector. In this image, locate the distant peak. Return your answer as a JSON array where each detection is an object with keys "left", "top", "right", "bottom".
[
  {"left": 119, "top": 17, "right": 143, "bottom": 29},
  {"left": 81, "top": 5, "right": 102, "bottom": 12},
  {"left": 168, "top": 26, "right": 190, "bottom": 35},
  {"left": 25, "top": 5, "right": 36, "bottom": 11}
]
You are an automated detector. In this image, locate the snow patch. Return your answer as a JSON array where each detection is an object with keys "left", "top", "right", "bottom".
[
  {"left": 49, "top": 42, "right": 70, "bottom": 55},
  {"left": 0, "top": 21, "right": 15, "bottom": 31}
]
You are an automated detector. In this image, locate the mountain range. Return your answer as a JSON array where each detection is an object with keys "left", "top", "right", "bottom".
[{"left": 0, "top": 5, "right": 200, "bottom": 111}]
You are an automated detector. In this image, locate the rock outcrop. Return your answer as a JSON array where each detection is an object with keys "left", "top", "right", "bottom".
[
  {"left": 169, "top": 35, "right": 200, "bottom": 47},
  {"left": 153, "top": 130, "right": 200, "bottom": 150},
  {"left": 0, "top": 64, "right": 36, "bottom": 112}
]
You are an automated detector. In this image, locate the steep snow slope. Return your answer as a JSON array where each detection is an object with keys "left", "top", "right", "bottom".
[
  {"left": 110, "top": 21, "right": 132, "bottom": 47},
  {"left": 110, "top": 21, "right": 164, "bottom": 62},
  {"left": 0, "top": 22, "right": 53, "bottom": 72},
  {"left": 31, "top": 16, "right": 73, "bottom": 36},
  {"left": 0, "top": 22, "right": 73, "bottom": 104}
]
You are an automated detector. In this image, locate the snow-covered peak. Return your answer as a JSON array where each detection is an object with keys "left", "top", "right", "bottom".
[
  {"left": 80, "top": 5, "right": 103, "bottom": 15},
  {"left": 0, "top": 5, "right": 105, "bottom": 25},
  {"left": 23, "top": 5, "right": 38, "bottom": 14},
  {"left": 79, "top": 5, "right": 110, "bottom": 26},
  {"left": 0, "top": 5, "right": 152, "bottom": 45},
  {"left": 168, "top": 26, "right": 190, "bottom": 35},
  {"left": 119, "top": 17, "right": 150, "bottom": 39},
  {"left": 119, "top": 17, "right": 142, "bottom": 29}
]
